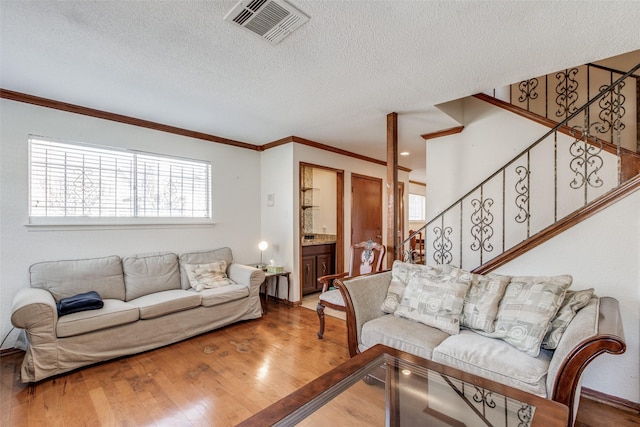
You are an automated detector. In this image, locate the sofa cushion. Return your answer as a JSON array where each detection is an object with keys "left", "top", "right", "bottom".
[
  {"left": 30, "top": 255, "right": 125, "bottom": 302},
  {"left": 361, "top": 315, "right": 450, "bottom": 360},
  {"left": 184, "top": 260, "right": 232, "bottom": 290},
  {"left": 123, "top": 252, "right": 181, "bottom": 301},
  {"left": 486, "top": 275, "right": 572, "bottom": 357},
  {"left": 195, "top": 284, "right": 250, "bottom": 307},
  {"left": 128, "top": 289, "right": 202, "bottom": 319},
  {"left": 380, "top": 260, "right": 413, "bottom": 314},
  {"left": 433, "top": 330, "right": 552, "bottom": 397},
  {"left": 394, "top": 264, "right": 471, "bottom": 335},
  {"left": 179, "top": 248, "right": 234, "bottom": 289},
  {"left": 542, "top": 288, "right": 594, "bottom": 350},
  {"left": 56, "top": 299, "right": 139, "bottom": 338},
  {"left": 460, "top": 272, "right": 511, "bottom": 333}
]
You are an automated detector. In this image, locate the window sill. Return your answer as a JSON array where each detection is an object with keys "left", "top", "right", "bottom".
[{"left": 25, "top": 218, "right": 215, "bottom": 231}]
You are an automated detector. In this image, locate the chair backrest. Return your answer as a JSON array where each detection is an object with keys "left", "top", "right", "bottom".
[
  {"left": 408, "top": 229, "right": 422, "bottom": 251},
  {"left": 347, "top": 240, "right": 386, "bottom": 277}
]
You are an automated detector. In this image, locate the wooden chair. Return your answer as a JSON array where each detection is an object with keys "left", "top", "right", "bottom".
[
  {"left": 408, "top": 229, "right": 424, "bottom": 263},
  {"left": 316, "top": 239, "right": 386, "bottom": 339}
]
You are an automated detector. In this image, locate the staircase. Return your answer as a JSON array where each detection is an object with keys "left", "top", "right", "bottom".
[{"left": 402, "top": 60, "right": 640, "bottom": 273}]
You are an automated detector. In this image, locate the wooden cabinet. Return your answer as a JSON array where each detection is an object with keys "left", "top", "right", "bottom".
[{"left": 301, "top": 243, "right": 335, "bottom": 295}]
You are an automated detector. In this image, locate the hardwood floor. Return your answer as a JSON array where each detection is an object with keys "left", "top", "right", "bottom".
[{"left": 1, "top": 302, "right": 638, "bottom": 426}]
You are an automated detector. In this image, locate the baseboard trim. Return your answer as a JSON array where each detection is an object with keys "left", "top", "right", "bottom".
[{"left": 582, "top": 387, "right": 640, "bottom": 413}]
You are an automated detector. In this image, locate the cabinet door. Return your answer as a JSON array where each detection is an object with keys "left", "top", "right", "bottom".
[
  {"left": 301, "top": 255, "right": 317, "bottom": 295},
  {"left": 316, "top": 254, "right": 332, "bottom": 291}
]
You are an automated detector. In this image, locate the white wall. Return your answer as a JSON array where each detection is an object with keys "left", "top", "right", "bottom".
[
  {"left": 311, "top": 168, "right": 337, "bottom": 235},
  {"left": 0, "top": 99, "right": 262, "bottom": 348},
  {"left": 426, "top": 97, "right": 547, "bottom": 220},
  {"left": 426, "top": 96, "right": 640, "bottom": 403}
]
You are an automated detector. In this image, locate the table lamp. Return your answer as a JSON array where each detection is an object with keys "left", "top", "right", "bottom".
[{"left": 258, "top": 241, "right": 268, "bottom": 269}]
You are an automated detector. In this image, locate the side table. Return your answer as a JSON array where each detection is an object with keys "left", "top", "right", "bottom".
[{"left": 261, "top": 271, "right": 291, "bottom": 313}]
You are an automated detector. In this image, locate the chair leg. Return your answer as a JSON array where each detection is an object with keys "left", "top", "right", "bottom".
[{"left": 316, "top": 301, "right": 326, "bottom": 339}]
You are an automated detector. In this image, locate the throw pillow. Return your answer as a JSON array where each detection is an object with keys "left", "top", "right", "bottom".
[
  {"left": 380, "top": 260, "right": 413, "bottom": 313},
  {"left": 541, "top": 288, "right": 594, "bottom": 350},
  {"left": 488, "top": 275, "right": 572, "bottom": 357},
  {"left": 460, "top": 272, "right": 511, "bottom": 333},
  {"left": 184, "top": 261, "right": 232, "bottom": 291},
  {"left": 393, "top": 264, "right": 472, "bottom": 335}
]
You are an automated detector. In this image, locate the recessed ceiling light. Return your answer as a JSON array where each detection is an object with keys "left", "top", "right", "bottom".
[{"left": 400, "top": 151, "right": 410, "bottom": 156}]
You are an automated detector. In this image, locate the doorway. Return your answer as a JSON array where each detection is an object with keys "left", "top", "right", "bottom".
[{"left": 299, "top": 163, "right": 344, "bottom": 297}]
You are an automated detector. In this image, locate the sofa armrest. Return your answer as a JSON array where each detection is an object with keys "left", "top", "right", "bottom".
[
  {"left": 11, "top": 288, "right": 58, "bottom": 344},
  {"left": 228, "top": 263, "right": 266, "bottom": 290},
  {"left": 547, "top": 296, "right": 625, "bottom": 426},
  {"left": 336, "top": 270, "right": 392, "bottom": 357}
]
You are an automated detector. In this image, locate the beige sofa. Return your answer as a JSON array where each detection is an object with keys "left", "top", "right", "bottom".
[
  {"left": 336, "top": 261, "right": 626, "bottom": 427},
  {"left": 11, "top": 247, "right": 265, "bottom": 383}
]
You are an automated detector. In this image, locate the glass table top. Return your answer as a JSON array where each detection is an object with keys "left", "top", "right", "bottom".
[{"left": 237, "top": 345, "right": 568, "bottom": 427}]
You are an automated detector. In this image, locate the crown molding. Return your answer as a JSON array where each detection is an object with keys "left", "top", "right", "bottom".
[{"left": 2, "top": 88, "right": 412, "bottom": 172}]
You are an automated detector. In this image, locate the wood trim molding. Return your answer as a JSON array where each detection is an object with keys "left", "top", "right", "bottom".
[
  {"left": 277, "top": 135, "right": 412, "bottom": 173},
  {"left": 409, "top": 180, "right": 426, "bottom": 187},
  {"left": 260, "top": 136, "right": 293, "bottom": 151},
  {"left": 473, "top": 174, "right": 640, "bottom": 274},
  {"left": 2, "top": 88, "right": 415, "bottom": 173},
  {"left": 0, "top": 89, "right": 258, "bottom": 150},
  {"left": 420, "top": 126, "right": 464, "bottom": 140},
  {"left": 581, "top": 387, "right": 640, "bottom": 413}
]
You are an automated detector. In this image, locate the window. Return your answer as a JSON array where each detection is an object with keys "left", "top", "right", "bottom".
[
  {"left": 29, "top": 136, "right": 211, "bottom": 224},
  {"left": 408, "top": 193, "right": 425, "bottom": 221}
]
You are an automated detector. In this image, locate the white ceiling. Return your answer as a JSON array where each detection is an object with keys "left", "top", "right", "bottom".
[{"left": 2, "top": 1, "right": 640, "bottom": 182}]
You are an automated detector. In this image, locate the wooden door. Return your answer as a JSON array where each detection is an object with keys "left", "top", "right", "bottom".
[{"left": 351, "top": 174, "right": 383, "bottom": 245}]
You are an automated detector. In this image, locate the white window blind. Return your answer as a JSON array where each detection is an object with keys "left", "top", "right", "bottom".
[
  {"left": 29, "top": 136, "right": 211, "bottom": 223},
  {"left": 408, "top": 193, "right": 425, "bottom": 221}
]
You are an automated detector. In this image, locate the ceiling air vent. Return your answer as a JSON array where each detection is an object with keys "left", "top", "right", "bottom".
[{"left": 224, "top": 0, "right": 310, "bottom": 45}]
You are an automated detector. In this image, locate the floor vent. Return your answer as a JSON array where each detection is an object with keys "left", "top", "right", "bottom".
[{"left": 224, "top": 0, "right": 310, "bottom": 45}]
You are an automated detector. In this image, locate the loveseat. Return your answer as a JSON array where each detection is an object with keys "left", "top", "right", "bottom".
[
  {"left": 11, "top": 247, "right": 265, "bottom": 383},
  {"left": 335, "top": 261, "right": 626, "bottom": 427}
]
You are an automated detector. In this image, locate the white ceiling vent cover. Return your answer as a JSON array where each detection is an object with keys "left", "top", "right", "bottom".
[{"left": 224, "top": 0, "right": 310, "bottom": 45}]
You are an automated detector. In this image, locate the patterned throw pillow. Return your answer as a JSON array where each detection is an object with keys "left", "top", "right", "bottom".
[
  {"left": 394, "top": 264, "right": 472, "bottom": 335},
  {"left": 541, "top": 288, "right": 594, "bottom": 350},
  {"left": 487, "top": 275, "right": 572, "bottom": 357},
  {"left": 380, "top": 260, "right": 413, "bottom": 313},
  {"left": 184, "top": 261, "right": 232, "bottom": 291},
  {"left": 460, "top": 272, "right": 511, "bottom": 333}
]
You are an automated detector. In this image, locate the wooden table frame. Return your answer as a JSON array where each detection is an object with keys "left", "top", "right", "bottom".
[{"left": 260, "top": 271, "right": 291, "bottom": 313}]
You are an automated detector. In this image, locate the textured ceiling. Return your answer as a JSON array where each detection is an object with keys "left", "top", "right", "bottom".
[{"left": 2, "top": 1, "right": 640, "bottom": 182}]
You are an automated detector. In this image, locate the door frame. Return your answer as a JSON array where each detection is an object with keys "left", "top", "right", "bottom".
[{"left": 298, "top": 163, "right": 344, "bottom": 299}]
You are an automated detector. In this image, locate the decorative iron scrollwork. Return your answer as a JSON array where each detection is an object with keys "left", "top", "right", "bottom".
[
  {"left": 597, "top": 82, "right": 626, "bottom": 137},
  {"left": 472, "top": 387, "right": 496, "bottom": 409},
  {"left": 555, "top": 68, "right": 579, "bottom": 119},
  {"left": 433, "top": 226, "right": 453, "bottom": 265},
  {"left": 514, "top": 166, "right": 530, "bottom": 223},
  {"left": 517, "top": 78, "right": 539, "bottom": 111},
  {"left": 470, "top": 198, "right": 494, "bottom": 253},
  {"left": 517, "top": 404, "right": 533, "bottom": 426},
  {"left": 569, "top": 122, "right": 605, "bottom": 189}
]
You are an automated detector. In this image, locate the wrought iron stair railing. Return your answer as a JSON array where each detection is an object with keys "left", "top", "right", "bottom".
[{"left": 401, "top": 62, "right": 640, "bottom": 272}]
